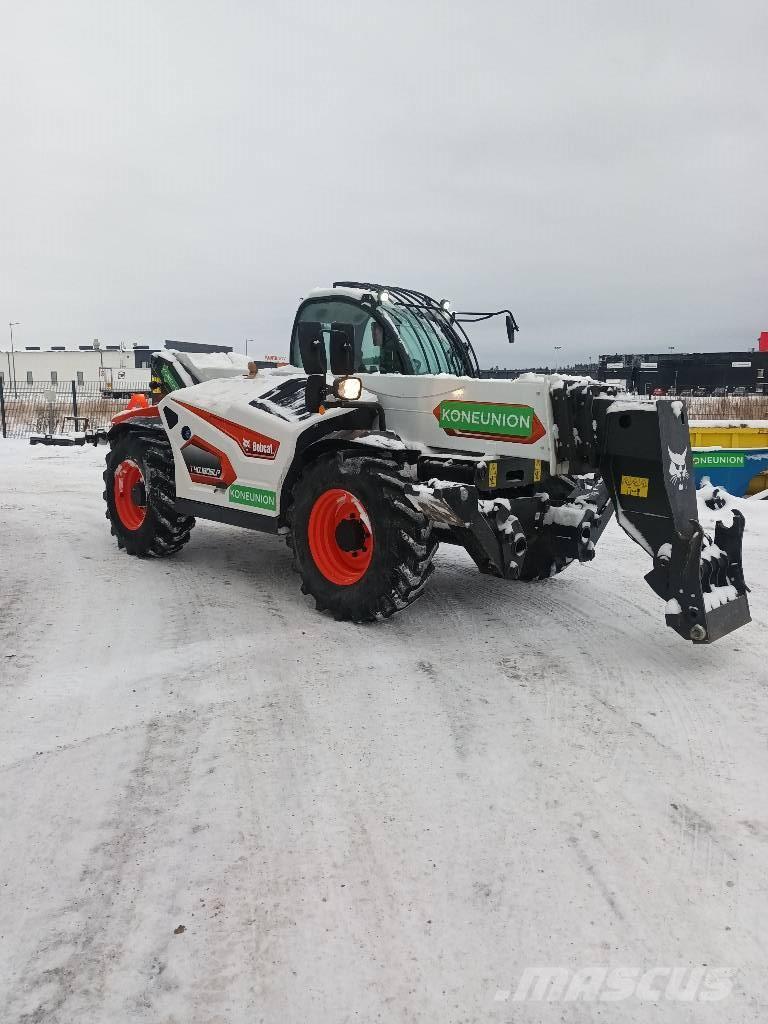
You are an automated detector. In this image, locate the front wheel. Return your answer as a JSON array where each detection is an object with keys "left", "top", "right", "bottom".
[
  {"left": 103, "top": 430, "right": 195, "bottom": 557},
  {"left": 288, "top": 453, "right": 437, "bottom": 621}
]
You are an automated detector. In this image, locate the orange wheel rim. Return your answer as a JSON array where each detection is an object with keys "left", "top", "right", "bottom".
[
  {"left": 114, "top": 459, "right": 147, "bottom": 531},
  {"left": 308, "top": 488, "right": 374, "bottom": 585}
]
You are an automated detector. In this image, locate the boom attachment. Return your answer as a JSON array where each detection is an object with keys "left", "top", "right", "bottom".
[{"left": 597, "top": 398, "right": 750, "bottom": 643}]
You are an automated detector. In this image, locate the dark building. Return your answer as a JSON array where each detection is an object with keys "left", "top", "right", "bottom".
[
  {"left": 164, "top": 340, "right": 233, "bottom": 354},
  {"left": 123, "top": 340, "right": 237, "bottom": 370},
  {"left": 133, "top": 345, "right": 154, "bottom": 368},
  {"left": 598, "top": 351, "right": 768, "bottom": 395}
]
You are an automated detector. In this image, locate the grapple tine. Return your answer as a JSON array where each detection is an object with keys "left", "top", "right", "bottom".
[{"left": 714, "top": 509, "right": 748, "bottom": 594}]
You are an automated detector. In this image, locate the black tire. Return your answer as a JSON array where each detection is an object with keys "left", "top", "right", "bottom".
[
  {"left": 103, "top": 429, "right": 195, "bottom": 557},
  {"left": 287, "top": 452, "right": 437, "bottom": 621}
]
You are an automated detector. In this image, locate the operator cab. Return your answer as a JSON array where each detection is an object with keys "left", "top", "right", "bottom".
[{"left": 289, "top": 283, "right": 503, "bottom": 378}]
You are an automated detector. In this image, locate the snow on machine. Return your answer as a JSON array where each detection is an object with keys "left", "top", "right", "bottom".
[{"left": 102, "top": 283, "right": 750, "bottom": 643}]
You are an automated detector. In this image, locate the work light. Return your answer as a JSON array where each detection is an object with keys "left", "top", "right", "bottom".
[{"left": 333, "top": 376, "right": 363, "bottom": 401}]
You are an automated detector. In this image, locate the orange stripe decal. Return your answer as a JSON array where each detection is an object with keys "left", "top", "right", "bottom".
[{"left": 175, "top": 400, "right": 280, "bottom": 460}]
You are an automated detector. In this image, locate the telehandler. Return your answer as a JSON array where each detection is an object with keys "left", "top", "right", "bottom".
[{"left": 102, "top": 282, "right": 749, "bottom": 642}]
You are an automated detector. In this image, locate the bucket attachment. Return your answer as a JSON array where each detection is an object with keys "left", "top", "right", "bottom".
[{"left": 599, "top": 398, "right": 750, "bottom": 643}]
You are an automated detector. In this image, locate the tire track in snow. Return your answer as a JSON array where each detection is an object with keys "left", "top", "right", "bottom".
[
  {"left": 411, "top": 547, "right": 744, "bottom": 933},
  {"left": 2, "top": 707, "right": 207, "bottom": 1024},
  {"left": 3, "top": 443, "right": 768, "bottom": 1021}
]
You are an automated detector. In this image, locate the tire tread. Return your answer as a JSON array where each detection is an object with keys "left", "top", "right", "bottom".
[
  {"left": 103, "top": 430, "right": 195, "bottom": 558},
  {"left": 286, "top": 452, "right": 437, "bottom": 621}
]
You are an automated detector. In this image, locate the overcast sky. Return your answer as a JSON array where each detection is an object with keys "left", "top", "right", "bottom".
[{"left": 2, "top": 0, "right": 767, "bottom": 367}]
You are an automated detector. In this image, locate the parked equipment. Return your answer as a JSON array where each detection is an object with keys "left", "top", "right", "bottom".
[
  {"left": 693, "top": 449, "right": 768, "bottom": 497},
  {"left": 102, "top": 283, "right": 750, "bottom": 643},
  {"left": 29, "top": 388, "right": 90, "bottom": 445}
]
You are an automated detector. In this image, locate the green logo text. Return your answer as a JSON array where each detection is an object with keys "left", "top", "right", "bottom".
[
  {"left": 228, "top": 484, "right": 277, "bottom": 511},
  {"left": 160, "top": 364, "right": 180, "bottom": 392},
  {"left": 692, "top": 452, "right": 746, "bottom": 469},
  {"left": 439, "top": 401, "right": 534, "bottom": 438}
]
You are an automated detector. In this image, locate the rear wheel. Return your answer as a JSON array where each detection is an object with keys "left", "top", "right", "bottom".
[
  {"left": 288, "top": 453, "right": 437, "bottom": 620},
  {"left": 104, "top": 430, "right": 195, "bottom": 557}
]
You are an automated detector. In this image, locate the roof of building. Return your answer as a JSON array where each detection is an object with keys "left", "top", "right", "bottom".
[{"left": 165, "top": 340, "right": 233, "bottom": 353}]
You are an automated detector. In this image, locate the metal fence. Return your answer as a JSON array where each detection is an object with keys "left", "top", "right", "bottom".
[
  {"left": 684, "top": 395, "right": 768, "bottom": 421},
  {"left": 0, "top": 379, "right": 150, "bottom": 439}
]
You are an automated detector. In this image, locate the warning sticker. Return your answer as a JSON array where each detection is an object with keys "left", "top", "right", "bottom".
[
  {"left": 620, "top": 474, "right": 649, "bottom": 498},
  {"left": 533, "top": 459, "right": 542, "bottom": 483}
]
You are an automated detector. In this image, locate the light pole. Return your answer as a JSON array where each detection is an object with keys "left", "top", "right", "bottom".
[{"left": 9, "top": 322, "right": 20, "bottom": 398}]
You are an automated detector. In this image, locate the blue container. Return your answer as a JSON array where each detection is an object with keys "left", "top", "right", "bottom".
[{"left": 692, "top": 448, "right": 768, "bottom": 496}]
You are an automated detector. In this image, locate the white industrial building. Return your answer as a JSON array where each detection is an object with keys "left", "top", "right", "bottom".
[{"left": 0, "top": 343, "right": 156, "bottom": 389}]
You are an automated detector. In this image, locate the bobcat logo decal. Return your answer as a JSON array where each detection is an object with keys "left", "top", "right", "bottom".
[{"left": 668, "top": 447, "right": 689, "bottom": 490}]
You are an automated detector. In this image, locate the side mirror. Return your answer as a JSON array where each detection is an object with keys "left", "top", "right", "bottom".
[
  {"left": 505, "top": 313, "right": 517, "bottom": 344},
  {"left": 298, "top": 322, "right": 327, "bottom": 374},
  {"left": 330, "top": 323, "right": 355, "bottom": 375}
]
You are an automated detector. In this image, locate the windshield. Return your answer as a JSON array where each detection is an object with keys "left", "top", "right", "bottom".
[{"left": 379, "top": 303, "right": 472, "bottom": 376}]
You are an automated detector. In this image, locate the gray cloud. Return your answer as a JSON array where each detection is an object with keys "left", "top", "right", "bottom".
[{"left": 2, "top": 0, "right": 767, "bottom": 368}]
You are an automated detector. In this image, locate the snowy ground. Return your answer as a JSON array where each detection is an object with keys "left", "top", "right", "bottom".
[{"left": 1, "top": 440, "right": 767, "bottom": 1023}]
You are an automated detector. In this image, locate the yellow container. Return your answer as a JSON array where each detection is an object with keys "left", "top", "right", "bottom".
[{"left": 689, "top": 424, "right": 768, "bottom": 448}]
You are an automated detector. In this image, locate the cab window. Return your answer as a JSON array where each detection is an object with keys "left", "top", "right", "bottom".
[{"left": 292, "top": 300, "right": 406, "bottom": 374}]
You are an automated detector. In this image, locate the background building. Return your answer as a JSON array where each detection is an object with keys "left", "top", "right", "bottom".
[
  {"left": 0, "top": 343, "right": 148, "bottom": 388},
  {"left": 165, "top": 339, "right": 233, "bottom": 355},
  {"left": 598, "top": 350, "right": 768, "bottom": 394},
  {"left": 0, "top": 339, "right": 234, "bottom": 390}
]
